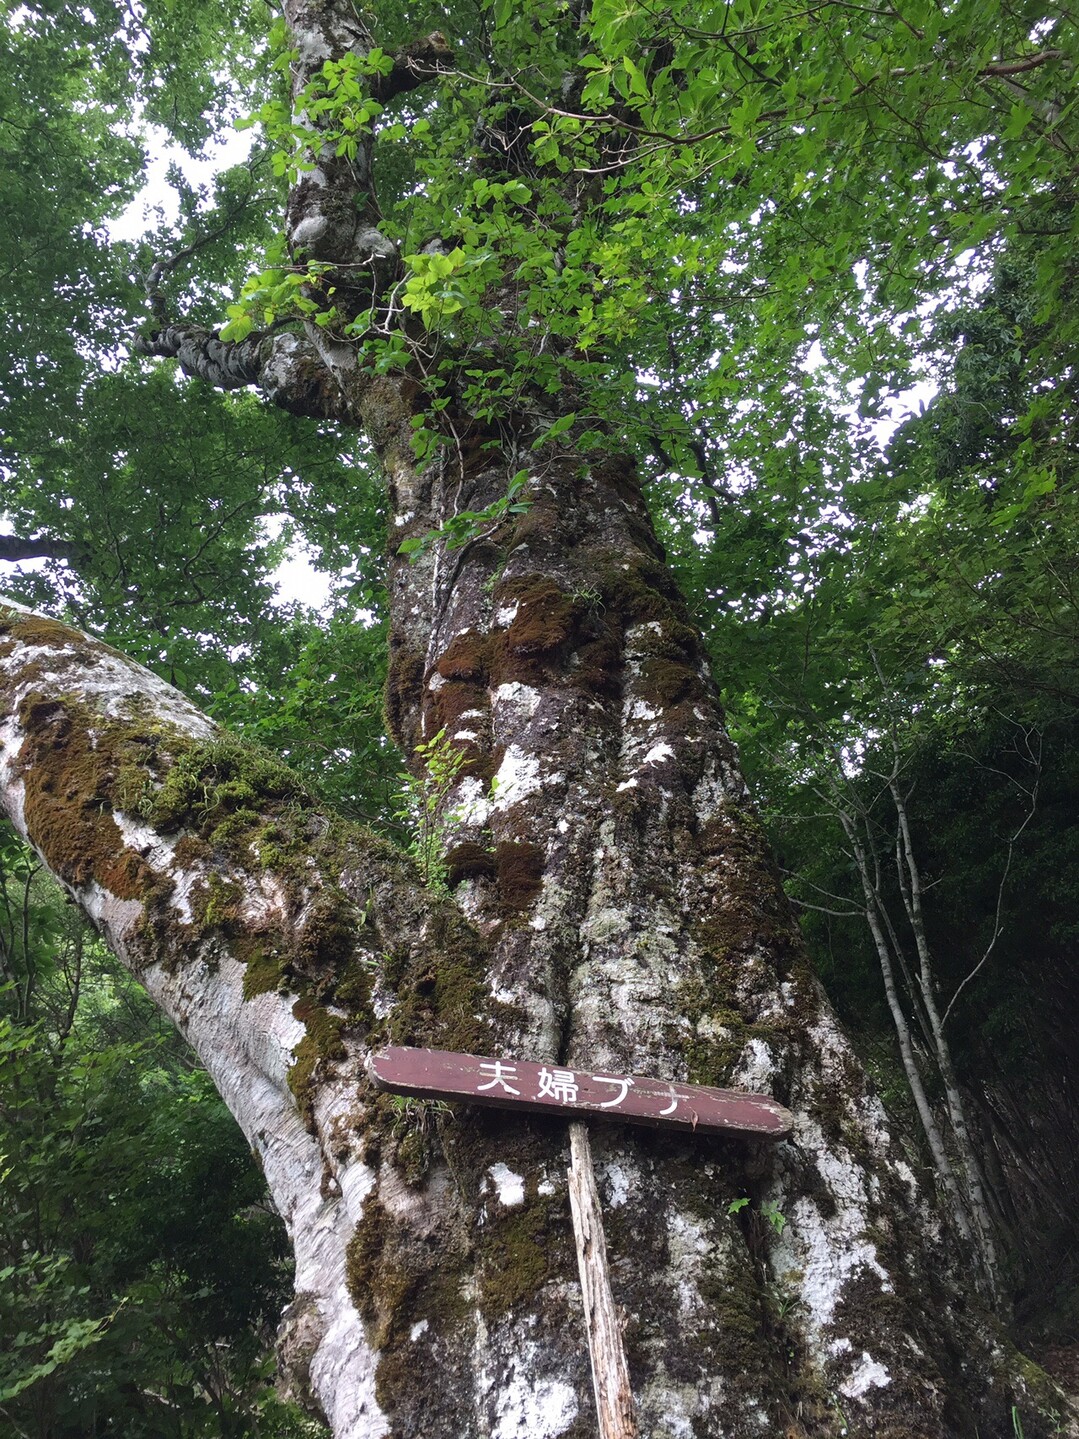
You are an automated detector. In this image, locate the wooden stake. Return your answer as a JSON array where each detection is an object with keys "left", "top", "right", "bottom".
[{"left": 566, "top": 1121, "right": 639, "bottom": 1439}]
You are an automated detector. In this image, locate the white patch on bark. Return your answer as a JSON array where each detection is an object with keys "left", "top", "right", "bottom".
[
  {"left": 478, "top": 1333, "right": 579, "bottom": 1439},
  {"left": 0, "top": 718, "right": 28, "bottom": 831},
  {"left": 126, "top": 933, "right": 386, "bottom": 1436},
  {"left": 454, "top": 775, "right": 491, "bottom": 827},
  {"left": 292, "top": 25, "right": 334, "bottom": 65},
  {"left": 692, "top": 765, "right": 750, "bottom": 821},
  {"left": 666, "top": 1207, "right": 710, "bottom": 1318},
  {"left": 491, "top": 680, "right": 541, "bottom": 716},
  {"left": 581, "top": 905, "right": 632, "bottom": 944},
  {"left": 615, "top": 778, "right": 638, "bottom": 792},
  {"left": 339, "top": 1160, "right": 377, "bottom": 1221},
  {"left": 410, "top": 1319, "right": 429, "bottom": 1341},
  {"left": 839, "top": 1352, "right": 891, "bottom": 1399},
  {"left": 626, "top": 698, "right": 660, "bottom": 723},
  {"left": 112, "top": 814, "right": 199, "bottom": 916},
  {"left": 291, "top": 213, "right": 331, "bottom": 249},
  {"left": 770, "top": 1118, "right": 893, "bottom": 1339},
  {"left": 643, "top": 741, "right": 674, "bottom": 766},
  {"left": 0, "top": 635, "right": 216, "bottom": 740},
  {"left": 626, "top": 620, "right": 663, "bottom": 645},
  {"left": 494, "top": 601, "right": 519, "bottom": 627},
  {"left": 601, "top": 1161, "right": 631, "bottom": 1208},
  {"left": 731, "top": 1036, "right": 777, "bottom": 1092},
  {"left": 486, "top": 1163, "right": 525, "bottom": 1207},
  {"left": 491, "top": 745, "right": 544, "bottom": 809}
]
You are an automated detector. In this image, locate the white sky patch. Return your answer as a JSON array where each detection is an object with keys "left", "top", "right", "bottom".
[
  {"left": 273, "top": 548, "right": 335, "bottom": 610},
  {"left": 259, "top": 514, "right": 336, "bottom": 612},
  {"left": 106, "top": 124, "right": 255, "bottom": 244}
]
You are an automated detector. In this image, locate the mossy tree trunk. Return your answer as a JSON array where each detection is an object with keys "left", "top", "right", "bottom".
[
  {"left": 0, "top": 536, "right": 1061, "bottom": 1439},
  {"left": 2, "top": 0, "right": 1070, "bottom": 1434}
]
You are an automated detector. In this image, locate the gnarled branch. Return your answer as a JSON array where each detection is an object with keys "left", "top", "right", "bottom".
[{"left": 134, "top": 325, "right": 353, "bottom": 423}]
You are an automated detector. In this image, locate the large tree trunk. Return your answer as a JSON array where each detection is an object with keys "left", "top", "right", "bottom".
[
  {"left": 0, "top": 572, "right": 1064, "bottom": 1439},
  {"left": 4, "top": 0, "right": 1071, "bottom": 1433}
]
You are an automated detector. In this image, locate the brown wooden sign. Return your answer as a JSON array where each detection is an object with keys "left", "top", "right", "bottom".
[{"left": 367, "top": 1046, "right": 793, "bottom": 1139}]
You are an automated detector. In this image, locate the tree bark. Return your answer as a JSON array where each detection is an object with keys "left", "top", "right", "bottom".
[
  {"left": 7, "top": 0, "right": 1071, "bottom": 1432},
  {"left": 0, "top": 570, "right": 1065, "bottom": 1439}
]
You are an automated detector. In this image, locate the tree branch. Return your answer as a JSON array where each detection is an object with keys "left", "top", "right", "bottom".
[
  {"left": 134, "top": 325, "right": 353, "bottom": 423},
  {"left": 370, "top": 32, "right": 453, "bottom": 101},
  {"left": 0, "top": 534, "right": 85, "bottom": 566}
]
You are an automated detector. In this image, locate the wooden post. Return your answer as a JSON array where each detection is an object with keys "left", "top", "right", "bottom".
[{"left": 566, "top": 1120, "right": 639, "bottom": 1439}]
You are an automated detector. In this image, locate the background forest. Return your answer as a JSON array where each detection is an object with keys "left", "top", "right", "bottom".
[{"left": 1, "top": 0, "right": 1076, "bottom": 1432}]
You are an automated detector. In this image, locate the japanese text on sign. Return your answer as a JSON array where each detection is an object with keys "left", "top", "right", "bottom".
[{"left": 368, "top": 1046, "right": 794, "bottom": 1140}]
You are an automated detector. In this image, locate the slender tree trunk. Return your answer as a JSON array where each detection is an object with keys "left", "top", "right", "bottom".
[
  {"left": 887, "top": 768, "right": 1004, "bottom": 1295},
  {"left": 837, "top": 808, "right": 975, "bottom": 1249}
]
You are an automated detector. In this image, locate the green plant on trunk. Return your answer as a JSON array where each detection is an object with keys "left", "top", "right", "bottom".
[{"left": 393, "top": 728, "right": 467, "bottom": 891}]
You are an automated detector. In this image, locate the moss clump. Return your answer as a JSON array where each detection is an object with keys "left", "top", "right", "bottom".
[
  {"left": 146, "top": 735, "right": 306, "bottom": 836},
  {"left": 14, "top": 694, "right": 161, "bottom": 905},
  {"left": 477, "top": 1200, "right": 552, "bottom": 1313},
  {"left": 501, "top": 579, "right": 580, "bottom": 658},
  {"left": 426, "top": 679, "right": 487, "bottom": 735},
  {"left": 445, "top": 841, "right": 498, "bottom": 888},
  {"left": 288, "top": 998, "right": 347, "bottom": 1123},
  {"left": 693, "top": 807, "right": 802, "bottom": 970},
  {"left": 495, "top": 840, "right": 544, "bottom": 914},
  {"left": 386, "top": 904, "right": 493, "bottom": 1055},
  {"left": 334, "top": 958, "right": 374, "bottom": 1015},
  {"left": 189, "top": 871, "right": 242, "bottom": 929},
  {"left": 640, "top": 656, "right": 701, "bottom": 708},
  {"left": 0, "top": 610, "right": 124, "bottom": 658},
  {"left": 595, "top": 552, "right": 700, "bottom": 652},
  {"left": 345, "top": 1195, "right": 412, "bottom": 1348},
  {"left": 572, "top": 632, "right": 622, "bottom": 699},
  {"left": 294, "top": 888, "right": 358, "bottom": 975},
  {"left": 435, "top": 630, "right": 489, "bottom": 682},
  {"left": 240, "top": 940, "right": 290, "bottom": 999},
  {"left": 345, "top": 1189, "right": 471, "bottom": 1410},
  {"left": 385, "top": 645, "right": 425, "bottom": 753}
]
